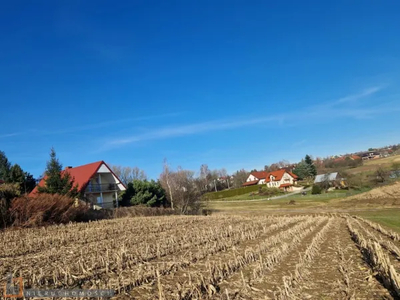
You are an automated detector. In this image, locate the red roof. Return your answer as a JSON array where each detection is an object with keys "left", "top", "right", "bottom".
[
  {"left": 247, "top": 170, "right": 297, "bottom": 185},
  {"left": 250, "top": 171, "right": 268, "bottom": 180},
  {"left": 30, "top": 161, "right": 124, "bottom": 196},
  {"left": 242, "top": 180, "right": 259, "bottom": 186},
  {"left": 265, "top": 169, "right": 297, "bottom": 182},
  {"left": 0, "top": 179, "right": 5, "bottom": 184}
]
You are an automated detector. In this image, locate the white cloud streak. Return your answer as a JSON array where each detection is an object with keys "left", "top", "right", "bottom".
[
  {"left": 0, "top": 112, "right": 182, "bottom": 138},
  {"left": 106, "top": 86, "right": 391, "bottom": 148},
  {"left": 0, "top": 132, "right": 23, "bottom": 139}
]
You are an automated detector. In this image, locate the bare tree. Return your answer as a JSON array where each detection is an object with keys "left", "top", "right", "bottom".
[
  {"left": 199, "top": 164, "right": 211, "bottom": 192},
  {"left": 111, "top": 165, "right": 147, "bottom": 185},
  {"left": 374, "top": 167, "right": 389, "bottom": 184},
  {"left": 232, "top": 169, "right": 249, "bottom": 188},
  {"left": 160, "top": 162, "right": 201, "bottom": 214},
  {"left": 160, "top": 159, "right": 174, "bottom": 210},
  {"left": 320, "top": 174, "right": 331, "bottom": 191}
]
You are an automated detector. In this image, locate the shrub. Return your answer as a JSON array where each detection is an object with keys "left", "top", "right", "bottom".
[
  {"left": 10, "top": 194, "right": 89, "bottom": 227},
  {"left": 311, "top": 185, "right": 322, "bottom": 195},
  {"left": 0, "top": 183, "right": 21, "bottom": 228},
  {"left": 258, "top": 187, "right": 284, "bottom": 197}
]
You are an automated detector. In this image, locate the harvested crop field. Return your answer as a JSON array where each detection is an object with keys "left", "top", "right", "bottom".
[{"left": 2, "top": 214, "right": 400, "bottom": 299}]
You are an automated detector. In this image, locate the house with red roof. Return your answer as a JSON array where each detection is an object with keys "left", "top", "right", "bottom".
[
  {"left": 30, "top": 161, "right": 126, "bottom": 209},
  {"left": 243, "top": 169, "right": 298, "bottom": 191}
]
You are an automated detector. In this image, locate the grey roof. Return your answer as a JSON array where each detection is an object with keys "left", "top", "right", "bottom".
[{"left": 314, "top": 172, "right": 339, "bottom": 183}]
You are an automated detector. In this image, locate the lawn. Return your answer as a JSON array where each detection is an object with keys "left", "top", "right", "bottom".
[
  {"left": 353, "top": 209, "right": 400, "bottom": 233},
  {"left": 205, "top": 188, "right": 376, "bottom": 214},
  {"left": 206, "top": 190, "right": 356, "bottom": 212},
  {"left": 208, "top": 193, "right": 280, "bottom": 201}
]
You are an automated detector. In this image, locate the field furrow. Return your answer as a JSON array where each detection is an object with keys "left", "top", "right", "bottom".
[{"left": 1, "top": 214, "right": 399, "bottom": 300}]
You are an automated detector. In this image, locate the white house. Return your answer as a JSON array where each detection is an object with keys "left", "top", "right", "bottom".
[
  {"left": 31, "top": 161, "right": 126, "bottom": 209},
  {"left": 243, "top": 169, "right": 298, "bottom": 191}
]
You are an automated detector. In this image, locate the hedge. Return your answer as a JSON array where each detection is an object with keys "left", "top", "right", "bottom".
[{"left": 203, "top": 185, "right": 262, "bottom": 200}]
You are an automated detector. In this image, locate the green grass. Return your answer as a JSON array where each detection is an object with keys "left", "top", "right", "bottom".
[
  {"left": 353, "top": 209, "right": 400, "bottom": 233},
  {"left": 208, "top": 192, "right": 284, "bottom": 201},
  {"left": 205, "top": 188, "right": 372, "bottom": 212}
]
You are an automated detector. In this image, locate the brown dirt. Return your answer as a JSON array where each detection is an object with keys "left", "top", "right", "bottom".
[
  {"left": 345, "top": 182, "right": 400, "bottom": 201},
  {"left": 1, "top": 214, "right": 400, "bottom": 299}
]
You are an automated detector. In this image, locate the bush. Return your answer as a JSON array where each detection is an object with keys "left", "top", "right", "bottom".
[
  {"left": 0, "top": 183, "right": 21, "bottom": 228},
  {"left": 311, "top": 185, "right": 322, "bottom": 195},
  {"left": 203, "top": 185, "right": 261, "bottom": 200},
  {"left": 10, "top": 194, "right": 90, "bottom": 227},
  {"left": 258, "top": 187, "right": 284, "bottom": 197}
]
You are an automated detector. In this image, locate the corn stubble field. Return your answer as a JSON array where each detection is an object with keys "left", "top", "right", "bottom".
[{"left": 2, "top": 214, "right": 400, "bottom": 299}]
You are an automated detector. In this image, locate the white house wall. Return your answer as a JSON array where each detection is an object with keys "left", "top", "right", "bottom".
[
  {"left": 97, "top": 164, "right": 110, "bottom": 173},
  {"left": 246, "top": 174, "right": 258, "bottom": 182},
  {"left": 95, "top": 164, "right": 126, "bottom": 191}
]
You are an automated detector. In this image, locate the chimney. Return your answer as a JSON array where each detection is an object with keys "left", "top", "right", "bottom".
[{"left": 65, "top": 166, "right": 73, "bottom": 170}]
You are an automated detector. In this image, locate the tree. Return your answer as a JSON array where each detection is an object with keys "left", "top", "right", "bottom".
[
  {"left": 37, "top": 148, "right": 79, "bottom": 197},
  {"left": 0, "top": 151, "right": 11, "bottom": 182},
  {"left": 111, "top": 165, "right": 147, "bottom": 185},
  {"left": 199, "top": 164, "right": 211, "bottom": 192},
  {"left": 159, "top": 163, "right": 201, "bottom": 214},
  {"left": 232, "top": 169, "right": 249, "bottom": 188},
  {"left": 120, "top": 179, "right": 166, "bottom": 207},
  {"left": 305, "top": 155, "right": 317, "bottom": 177},
  {"left": 293, "top": 161, "right": 309, "bottom": 179},
  {"left": 9, "top": 164, "right": 24, "bottom": 182},
  {"left": 374, "top": 167, "right": 389, "bottom": 184},
  {"left": 320, "top": 174, "right": 332, "bottom": 191},
  {"left": 161, "top": 159, "right": 174, "bottom": 209},
  {"left": 23, "top": 172, "right": 37, "bottom": 194},
  {"left": 9, "top": 164, "right": 25, "bottom": 193},
  {"left": 0, "top": 183, "right": 21, "bottom": 227}
]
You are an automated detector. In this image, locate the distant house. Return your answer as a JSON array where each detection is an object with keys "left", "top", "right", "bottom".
[
  {"left": 243, "top": 171, "right": 269, "bottom": 186},
  {"left": 314, "top": 172, "right": 345, "bottom": 187},
  {"left": 243, "top": 169, "right": 298, "bottom": 191},
  {"left": 30, "top": 161, "right": 126, "bottom": 209},
  {"left": 361, "top": 152, "right": 380, "bottom": 160},
  {"left": 0, "top": 179, "right": 4, "bottom": 185}
]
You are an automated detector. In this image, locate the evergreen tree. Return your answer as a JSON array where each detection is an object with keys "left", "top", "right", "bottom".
[
  {"left": 120, "top": 179, "right": 166, "bottom": 207},
  {"left": 24, "top": 172, "right": 37, "bottom": 194},
  {"left": 293, "top": 161, "right": 309, "bottom": 179},
  {"left": 0, "top": 151, "right": 11, "bottom": 181},
  {"left": 37, "top": 148, "right": 79, "bottom": 197},
  {"left": 9, "top": 164, "right": 25, "bottom": 192},
  {"left": 304, "top": 154, "right": 317, "bottom": 177}
]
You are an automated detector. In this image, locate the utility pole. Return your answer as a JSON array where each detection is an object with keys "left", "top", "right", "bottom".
[{"left": 214, "top": 179, "right": 217, "bottom": 192}]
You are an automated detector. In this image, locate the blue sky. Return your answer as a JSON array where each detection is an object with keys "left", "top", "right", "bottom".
[{"left": 1, "top": 1, "right": 400, "bottom": 179}]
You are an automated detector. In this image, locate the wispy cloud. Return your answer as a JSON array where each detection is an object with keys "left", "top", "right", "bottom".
[
  {"left": 0, "top": 132, "right": 23, "bottom": 139},
  {"left": 292, "top": 139, "right": 307, "bottom": 147},
  {"left": 104, "top": 86, "right": 393, "bottom": 149},
  {"left": 108, "top": 116, "right": 282, "bottom": 146},
  {"left": 334, "top": 86, "right": 383, "bottom": 104},
  {"left": 1, "top": 113, "right": 181, "bottom": 138}
]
